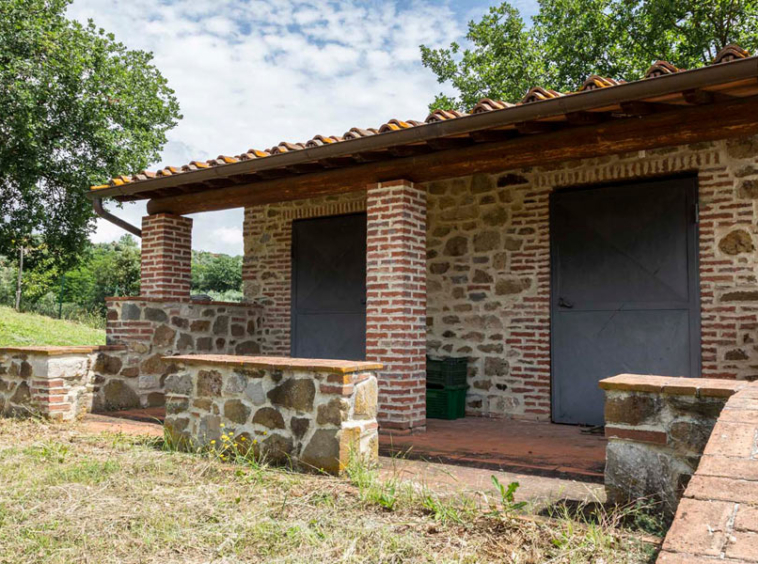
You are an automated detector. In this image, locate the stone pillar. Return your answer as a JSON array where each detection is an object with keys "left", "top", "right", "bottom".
[
  {"left": 365, "top": 180, "right": 427, "bottom": 433},
  {"left": 140, "top": 214, "right": 193, "bottom": 300}
]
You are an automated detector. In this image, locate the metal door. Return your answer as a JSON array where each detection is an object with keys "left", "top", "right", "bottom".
[
  {"left": 291, "top": 213, "right": 367, "bottom": 360},
  {"left": 551, "top": 176, "right": 700, "bottom": 425}
]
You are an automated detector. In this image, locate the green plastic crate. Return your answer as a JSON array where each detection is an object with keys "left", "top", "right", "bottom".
[
  {"left": 426, "top": 356, "right": 468, "bottom": 388},
  {"left": 426, "top": 386, "right": 468, "bottom": 420}
]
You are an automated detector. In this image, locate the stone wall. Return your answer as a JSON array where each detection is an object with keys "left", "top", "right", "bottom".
[
  {"left": 243, "top": 134, "right": 758, "bottom": 421},
  {"left": 600, "top": 374, "right": 749, "bottom": 514},
  {"left": 164, "top": 355, "right": 380, "bottom": 475},
  {"left": 103, "top": 298, "right": 262, "bottom": 410},
  {"left": 0, "top": 346, "right": 124, "bottom": 421},
  {"left": 243, "top": 192, "right": 367, "bottom": 355}
]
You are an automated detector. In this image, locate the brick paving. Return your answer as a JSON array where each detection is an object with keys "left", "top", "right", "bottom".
[{"left": 380, "top": 417, "right": 606, "bottom": 482}]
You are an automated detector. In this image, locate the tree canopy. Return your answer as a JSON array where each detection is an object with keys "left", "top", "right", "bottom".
[
  {"left": 0, "top": 0, "right": 180, "bottom": 267},
  {"left": 421, "top": 0, "right": 758, "bottom": 111}
]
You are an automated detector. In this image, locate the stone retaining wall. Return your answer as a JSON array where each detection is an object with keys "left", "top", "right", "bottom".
[
  {"left": 600, "top": 374, "right": 749, "bottom": 514},
  {"left": 164, "top": 355, "right": 380, "bottom": 475},
  {"left": 657, "top": 381, "right": 758, "bottom": 563},
  {"left": 0, "top": 346, "right": 125, "bottom": 421},
  {"left": 103, "top": 298, "right": 262, "bottom": 409}
]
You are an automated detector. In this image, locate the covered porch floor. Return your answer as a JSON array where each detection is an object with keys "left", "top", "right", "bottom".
[
  {"left": 95, "top": 408, "right": 606, "bottom": 482},
  {"left": 380, "top": 418, "right": 606, "bottom": 483}
]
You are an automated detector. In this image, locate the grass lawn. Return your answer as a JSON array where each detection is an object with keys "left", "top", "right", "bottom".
[
  {"left": 0, "top": 419, "right": 660, "bottom": 563},
  {"left": 0, "top": 306, "right": 105, "bottom": 347}
]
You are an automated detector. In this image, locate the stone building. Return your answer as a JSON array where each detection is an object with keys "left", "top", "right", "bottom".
[{"left": 90, "top": 44, "right": 758, "bottom": 434}]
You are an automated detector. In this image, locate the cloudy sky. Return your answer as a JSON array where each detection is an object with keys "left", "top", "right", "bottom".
[{"left": 70, "top": 0, "right": 539, "bottom": 255}]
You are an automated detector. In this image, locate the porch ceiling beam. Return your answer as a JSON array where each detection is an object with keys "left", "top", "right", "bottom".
[
  {"left": 682, "top": 88, "right": 735, "bottom": 105},
  {"left": 619, "top": 100, "right": 674, "bottom": 116},
  {"left": 147, "top": 95, "right": 758, "bottom": 216}
]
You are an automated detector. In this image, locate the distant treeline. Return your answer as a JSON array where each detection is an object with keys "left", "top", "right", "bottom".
[{"left": 0, "top": 236, "right": 243, "bottom": 328}]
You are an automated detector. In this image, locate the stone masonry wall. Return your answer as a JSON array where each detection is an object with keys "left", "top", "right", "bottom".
[
  {"left": 600, "top": 374, "right": 748, "bottom": 515},
  {"left": 242, "top": 192, "right": 367, "bottom": 355},
  {"left": 0, "top": 346, "right": 124, "bottom": 421},
  {"left": 164, "top": 355, "right": 379, "bottom": 475},
  {"left": 103, "top": 298, "right": 262, "bottom": 410},
  {"left": 243, "top": 134, "right": 758, "bottom": 421}
]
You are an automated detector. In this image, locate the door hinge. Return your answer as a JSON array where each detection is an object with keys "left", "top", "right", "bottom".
[{"left": 694, "top": 202, "right": 700, "bottom": 224}]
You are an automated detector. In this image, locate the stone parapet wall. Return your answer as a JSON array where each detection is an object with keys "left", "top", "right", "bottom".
[
  {"left": 600, "top": 374, "right": 749, "bottom": 514},
  {"left": 164, "top": 355, "right": 380, "bottom": 475},
  {"left": 0, "top": 346, "right": 124, "bottom": 421},
  {"left": 658, "top": 381, "right": 758, "bottom": 563},
  {"left": 103, "top": 298, "right": 262, "bottom": 409}
]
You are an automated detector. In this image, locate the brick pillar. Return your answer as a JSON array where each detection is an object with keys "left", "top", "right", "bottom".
[
  {"left": 140, "top": 214, "right": 193, "bottom": 300},
  {"left": 366, "top": 180, "right": 427, "bottom": 433}
]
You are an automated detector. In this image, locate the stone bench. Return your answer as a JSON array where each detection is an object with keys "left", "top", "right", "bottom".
[
  {"left": 163, "top": 354, "right": 381, "bottom": 475},
  {"left": 0, "top": 345, "right": 126, "bottom": 421},
  {"left": 600, "top": 374, "right": 750, "bottom": 514}
]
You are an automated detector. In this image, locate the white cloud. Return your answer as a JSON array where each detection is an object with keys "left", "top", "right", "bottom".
[{"left": 70, "top": 0, "right": 469, "bottom": 255}]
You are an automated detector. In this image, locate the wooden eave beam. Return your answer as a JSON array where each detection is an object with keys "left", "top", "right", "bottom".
[
  {"left": 146, "top": 95, "right": 758, "bottom": 216},
  {"left": 425, "top": 137, "right": 476, "bottom": 150}
]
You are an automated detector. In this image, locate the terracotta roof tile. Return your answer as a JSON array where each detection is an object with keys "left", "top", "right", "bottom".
[
  {"left": 713, "top": 44, "right": 750, "bottom": 64},
  {"left": 305, "top": 135, "right": 342, "bottom": 148},
  {"left": 90, "top": 45, "right": 753, "bottom": 191},
  {"left": 342, "top": 127, "right": 379, "bottom": 139},
  {"left": 425, "top": 109, "right": 468, "bottom": 123},
  {"left": 378, "top": 119, "right": 416, "bottom": 132},
  {"left": 522, "top": 87, "right": 565, "bottom": 103},
  {"left": 579, "top": 75, "right": 624, "bottom": 91},
  {"left": 644, "top": 60, "right": 682, "bottom": 78},
  {"left": 471, "top": 98, "right": 515, "bottom": 113}
]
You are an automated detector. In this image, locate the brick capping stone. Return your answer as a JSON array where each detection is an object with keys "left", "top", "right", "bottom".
[
  {"left": 600, "top": 374, "right": 749, "bottom": 397},
  {"left": 165, "top": 355, "right": 383, "bottom": 374},
  {"left": 106, "top": 296, "right": 262, "bottom": 308},
  {"left": 0, "top": 345, "right": 125, "bottom": 356},
  {"left": 656, "top": 381, "right": 758, "bottom": 563}
]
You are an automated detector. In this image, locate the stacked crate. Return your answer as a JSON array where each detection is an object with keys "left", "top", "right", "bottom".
[{"left": 425, "top": 357, "right": 468, "bottom": 420}]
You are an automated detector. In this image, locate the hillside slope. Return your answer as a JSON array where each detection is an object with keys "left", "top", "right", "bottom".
[{"left": 0, "top": 306, "right": 105, "bottom": 347}]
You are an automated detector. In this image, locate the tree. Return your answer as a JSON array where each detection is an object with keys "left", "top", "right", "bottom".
[
  {"left": 421, "top": 0, "right": 758, "bottom": 111},
  {"left": 191, "top": 251, "right": 243, "bottom": 295},
  {"left": 0, "top": 0, "right": 180, "bottom": 268}
]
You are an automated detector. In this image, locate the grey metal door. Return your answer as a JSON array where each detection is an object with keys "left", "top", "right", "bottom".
[
  {"left": 551, "top": 176, "right": 700, "bottom": 425},
  {"left": 291, "top": 213, "right": 367, "bottom": 360}
]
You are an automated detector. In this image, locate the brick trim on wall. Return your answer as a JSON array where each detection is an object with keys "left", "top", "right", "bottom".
[
  {"left": 140, "top": 214, "right": 193, "bottom": 300},
  {"left": 365, "top": 180, "right": 427, "bottom": 432}
]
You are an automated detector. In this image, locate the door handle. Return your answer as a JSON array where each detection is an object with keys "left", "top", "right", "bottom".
[{"left": 558, "top": 297, "right": 574, "bottom": 309}]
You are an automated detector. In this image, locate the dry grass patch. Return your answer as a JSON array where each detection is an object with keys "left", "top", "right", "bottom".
[{"left": 0, "top": 419, "right": 658, "bottom": 563}]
